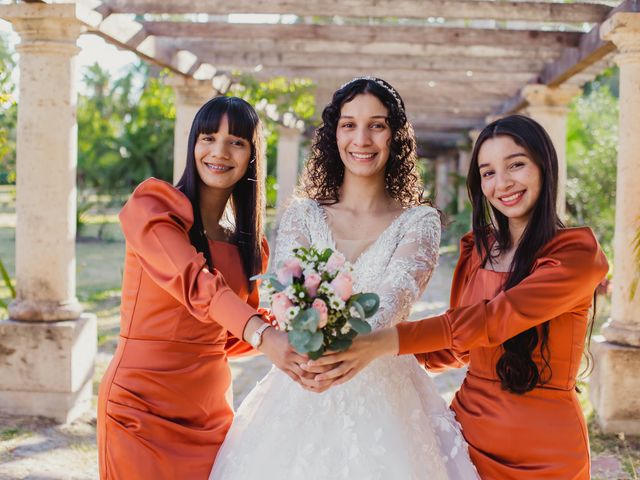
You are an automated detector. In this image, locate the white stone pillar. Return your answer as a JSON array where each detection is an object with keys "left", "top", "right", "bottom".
[
  {"left": 435, "top": 152, "right": 455, "bottom": 210},
  {"left": 276, "top": 125, "right": 301, "bottom": 215},
  {"left": 168, "top": 77, "right": 216, "bottom": 184},
  {"left": 522, "top": 84, "right": 581, "bottom": 221},
  {"left": 590, "top": 12, "right": 640, "bottom": 434},
  {"left": 0, "top": 3, "right": 96, "bottom": 423}
]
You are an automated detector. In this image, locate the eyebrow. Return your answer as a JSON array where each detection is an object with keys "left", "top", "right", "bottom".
[
  {"left": 339, "top": 115, "right": 388, "bottom": 119},
  {"left": 478, "top": 152, "right": 528, "bottom": 169}
]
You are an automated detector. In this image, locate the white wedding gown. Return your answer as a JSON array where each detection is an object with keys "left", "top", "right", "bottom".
[{"left": 210, "top": 198, "right": 478, "bottom": 480}]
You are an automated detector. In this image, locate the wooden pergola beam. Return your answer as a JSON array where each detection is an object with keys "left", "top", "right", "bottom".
[
  {"left": 104, "top": 0, "right": 612, "bottom": 23},
  {"left": 142, "top": 21, "right": 582, "bottom": 49},
  {"left": 194, "top": 50, "right": 548, "bottom": 72},
  {"left": 168, "top": 37, "right": 562, "bottom": 60},
  {"left": 246, "top": 67, "right": 538, "bottom": 85}
]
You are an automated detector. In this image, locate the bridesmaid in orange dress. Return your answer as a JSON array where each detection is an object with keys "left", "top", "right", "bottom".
[
  {"left": 307, "top": 115, "right": 609, "bottom": 479},
  {"left": 97, "top": 96, "right": 308, "bottom": 479}
]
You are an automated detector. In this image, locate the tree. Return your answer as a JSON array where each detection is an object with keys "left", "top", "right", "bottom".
[
  {"left": 565, "top": 69, "right": 619, "bottom": 259},
  {"left": 77, "top": 62, "right": 175, "bottom": 193},
  {"left": 230, "top": 75, "right": 316, "bottom": 207},
  {"left": 0, "top": 31, "right": 17, "bottom": 184}
]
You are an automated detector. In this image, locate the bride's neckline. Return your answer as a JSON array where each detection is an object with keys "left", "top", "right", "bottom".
[{"left": 312, "top": 200, "right": 413, "bottom": 265}]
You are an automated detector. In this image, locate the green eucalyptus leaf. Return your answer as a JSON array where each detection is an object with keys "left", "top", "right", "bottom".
[
  {"left": 249, "top": 272, "right": 276, "bottom": 282},
  {"left": 288, "top": 330, "right": 312, "bottom": 354},
  {"left": 348, "top": 299, "right": 366, "bottom": 320},
  {"left": 348, "top": 317, "right": 372, "bottom": 335},
  {"left": 306, "top": 331, "right": 325, "bottom": 352},
  {"left": 290, "top": 308, "right": 319, "bottom": 332},
  {"left": 269, "top": 279, "right": 286, "bottom": 292},
  {"left": 307, "top": 347, "right": 325, "bottom": 360},
  {"left": 328, "top": 338, "right": 352, "bottom": 351},
  {"left": 357, "top": 293, "right": 380, "bottom": 317}
]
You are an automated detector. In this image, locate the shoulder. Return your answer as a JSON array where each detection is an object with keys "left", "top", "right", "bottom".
[
  {"left": 280, "top": 196, "right": 321, "bottom": 222},
  {"left": 542, "top": 227, "right": 602, "bottom": 258},
  {"left": 537, "top": 227, "right": 609, "bottom": 276},
  {"left": 121, "top": 177, "right": 194, "bottom": 229},
  {"left": 403, "top": 204, "right": 441, "bottom": 228}
]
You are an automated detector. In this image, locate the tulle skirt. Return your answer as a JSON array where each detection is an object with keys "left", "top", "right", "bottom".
[{"left": 210, "top": 355, "right": 479, "bottom": 480}]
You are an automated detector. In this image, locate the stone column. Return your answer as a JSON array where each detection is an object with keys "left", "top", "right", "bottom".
[
  {"left": 435, "top": 151, "right": 455, "bottom": 211},
  {"left": 168, "top": 77, "right": 216, "bottom": 183},
  {"left": 590, "top": 12, "right": 640, "bottom": 434},
  {"left": 0, "top": 3, "right": 96, "bottom": 423},
  {"left": 276, "top": 125, "right": 301, "bottom": 215},
  {"left": 521, "top": 84, "right": 581, "bottom": 221}
]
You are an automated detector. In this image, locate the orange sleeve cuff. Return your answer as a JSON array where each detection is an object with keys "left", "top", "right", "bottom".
[
  {"left": 396, "top": 314, "right": 452, "bottom": 355},
  {"left": 209, "top": 287, "right": 259, "bottom": 340}
]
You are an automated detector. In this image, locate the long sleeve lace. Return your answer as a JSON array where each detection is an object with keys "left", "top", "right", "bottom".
[{"left": 366, "top": 206, "right": 441, "bottom": 330}]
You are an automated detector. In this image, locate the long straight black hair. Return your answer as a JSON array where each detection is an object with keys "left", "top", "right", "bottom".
[
  {"left": 176, "top": 96, "right": 265, "bottom": 287},
  {"left": 467, "top": 114, "right": 563, "bottom": 394}
]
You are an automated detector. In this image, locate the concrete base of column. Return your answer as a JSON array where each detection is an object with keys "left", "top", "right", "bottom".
[
  {"left": 8, "top": 298, "right": 83, "bottom": 322},
  {"left": 590, "top": 335, "right": 640, "bottom": 434},
  {"left": 0, "top": 313, "right": 97, "bottom": 423}
]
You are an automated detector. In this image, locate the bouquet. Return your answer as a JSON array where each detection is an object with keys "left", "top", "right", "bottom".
[{"left": 253, "top": 246, "right": 379, "bottom": 359}]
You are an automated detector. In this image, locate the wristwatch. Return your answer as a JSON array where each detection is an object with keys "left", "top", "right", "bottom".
[{"left": 250, "top": 323, "right": 272, "bottom": 349}]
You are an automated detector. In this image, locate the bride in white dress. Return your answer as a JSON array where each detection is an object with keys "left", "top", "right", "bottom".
[{"left": 210, "top": 77, "right": 478, "bottom": 479}]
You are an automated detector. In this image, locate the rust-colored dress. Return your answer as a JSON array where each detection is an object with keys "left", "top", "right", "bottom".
[
  {"left": 97, "top": 178, "right": 269, "bottom": 480},
  {"left": 397, "top": 228, "right": 608, "bottom": 480}
]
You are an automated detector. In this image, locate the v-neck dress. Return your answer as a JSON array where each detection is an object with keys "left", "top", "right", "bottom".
[
  {"left": 396, "top": 229, "right": 609, "bottom": 479},
  {"left": 97, "top": 178, "right": 269, "bottom": 480},
  {"left": 210, "top": 197, "right": 479, "bottom": 480}
]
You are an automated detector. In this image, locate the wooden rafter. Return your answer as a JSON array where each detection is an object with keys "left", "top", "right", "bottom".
[
  {"left": 104, "top": 0, "right": 612, "bottom": 23},
  {"left": 142, "top": 21, "right": 582, "bottom": 49}
]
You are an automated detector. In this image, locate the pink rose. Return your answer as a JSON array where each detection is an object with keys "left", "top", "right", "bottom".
[
  {"left": 312, "top": 298, "right": 329, "bottom": 329},
  {"left": 303, "top": 273, "right": 322, "bottom": 298},
  {"left": 272, "top": 291, "right": 293, "bottom": 324},
  {"left": 331, "top": 272, "right": 353, "bottom": 301},
  {"left": 276, "top": 258, "right": 303, "bottom": 285},
  {"left": 326, "top": 252, "right": 346, "bottom": 274}
]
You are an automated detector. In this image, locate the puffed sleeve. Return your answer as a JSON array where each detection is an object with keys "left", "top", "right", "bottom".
[
  {"left": 119, "top": 177, "right": 259, "bottom": 340},
  {"left": 225, "top": 237, "right": 273, "bottom": 357},
  {"left": 397, "top": 228, "right": 609, "bottom": 355},
  {"left": 418, "top": 233, "right": 475, "bottom": 371}
]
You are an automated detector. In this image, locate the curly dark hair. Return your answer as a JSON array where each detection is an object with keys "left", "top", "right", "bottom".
[{"left": 300, "top": 77, "right": 424, "bottom": 207}]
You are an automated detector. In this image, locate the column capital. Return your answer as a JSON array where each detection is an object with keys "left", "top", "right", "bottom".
[
  {"left": 166, "top": 76, "right": 217, "bottom": 106},
  {"left": 601, "top": 12, "right": 640, "bottom": 56},
  {"left": 522, "top": 84, "right": 582, "bottom": 110},
  {"left": 0, "top": 3, "right": 86, "bottom": 54}
]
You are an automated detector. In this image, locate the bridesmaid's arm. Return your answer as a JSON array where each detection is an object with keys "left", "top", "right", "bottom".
[
  {"left": 122, "top": 179, "right": 311, "bottom": 382},
  {"left": 308, "top": 229, "right": 608, "bottom": 383},
  {"left": 397, "top": 229, "right": 609, "bottom": 356},
  {"left": 120, "top": 178, "right": 259, "bottom": 340}
]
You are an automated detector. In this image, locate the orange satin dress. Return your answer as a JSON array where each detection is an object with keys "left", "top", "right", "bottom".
[
  {"left": 97, "top": 178, "right": 269, "bottom": 480},
  {"left": 397, "top": 228, "right": 609, "bottom": 480}
]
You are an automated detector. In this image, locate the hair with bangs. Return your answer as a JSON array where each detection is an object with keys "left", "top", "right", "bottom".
[
  {"left": 176, "top": 96, "right": 266, "bottom": 287},
  {"left": 300, "top": 77, "right": 424, "bottom": 207}
]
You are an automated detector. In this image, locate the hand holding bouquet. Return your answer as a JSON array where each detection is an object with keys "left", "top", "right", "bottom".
[{"left": 253, "top": 246, "right": 379, "bottom": 360}]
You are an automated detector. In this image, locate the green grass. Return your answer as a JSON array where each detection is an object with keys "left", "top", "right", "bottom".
[{"left": 0, "top": 427, "right": 30, "bottom": 441}]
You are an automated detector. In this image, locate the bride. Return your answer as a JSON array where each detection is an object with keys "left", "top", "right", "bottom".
[{"left": 210, "top": 77, "right": 478, "bottom": 479}]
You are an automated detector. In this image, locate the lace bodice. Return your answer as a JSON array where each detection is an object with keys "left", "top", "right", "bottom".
[{"left": 274, "top": 197, "right": 441, "bottom": 330}]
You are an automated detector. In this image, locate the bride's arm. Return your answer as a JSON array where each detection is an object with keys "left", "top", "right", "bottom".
[{"left": 302, "top": 206, "right": 441, "bottom": 386}]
